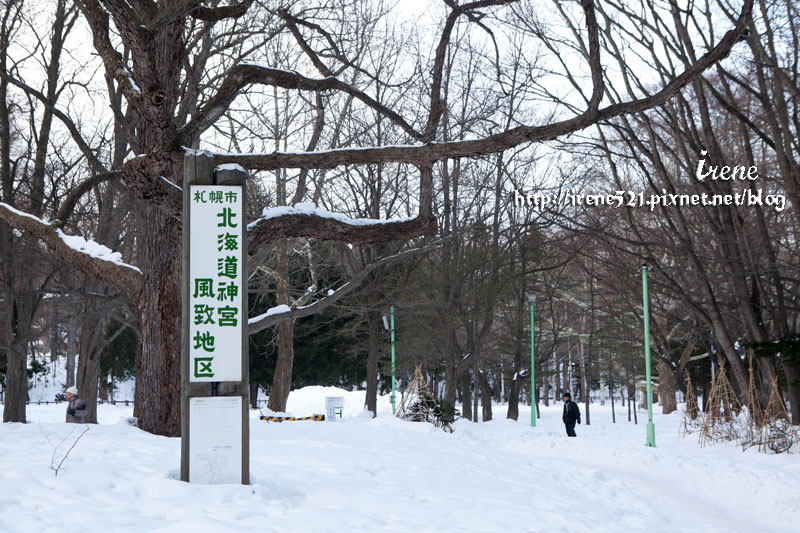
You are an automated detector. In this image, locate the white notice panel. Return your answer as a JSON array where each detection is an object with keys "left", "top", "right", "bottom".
[
  {"left": 189, "top": 186, "right": 243, "bottom": 382},
  {"left": 189, "top": 396, "right": 242, "bottom": 484}
]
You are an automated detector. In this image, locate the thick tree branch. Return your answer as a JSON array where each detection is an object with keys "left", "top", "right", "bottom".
[
  {"left": 0, "top": 203, "right": 143, "bottom": 301},
  {"left": 248, "top": 240, "right": 444, "bottom": 334},
  {"left": 148, "top": 0, "right": 253, "bottom": 30},
  {"left": 427, "top": 0, "right": 518, "bottom": 139},
  {"left": 581, "top": 0, "right": 605, "bottom": 115},
  {"left": 55, "top": 171, "right": 122, "bottom": 226},
  {"left": 426, "top": 0, "right": 517, "bottom": 140},
  {"left": 180, "top": 64, "right": 423, "bottom": 144},
  {"left": 191, "top": 1, "right": 252, "bottom": 22},
  {"left": 75, "top": 0, "right": 143, "bottom": 109},
  {"left": 218, "top": 0, "right": 751, "bottom": 170},
  {"left": 277, "top": 9, "right": 340, "bottom": 78},
  {"left": 247, "top": 209, "right": 436, "bottom": 250}
]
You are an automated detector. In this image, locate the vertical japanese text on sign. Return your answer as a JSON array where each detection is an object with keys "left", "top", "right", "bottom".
[{"left": 188, "top": 186, "right": 243, "bottom": 382}]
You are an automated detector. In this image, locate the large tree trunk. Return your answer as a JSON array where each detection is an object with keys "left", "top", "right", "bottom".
[
  {"left": 98, "top": 373, "right": 109, "bottom": 403},
  {"left": 65, "top": 308, "right": 77, "bottom": 389},
  {"left": 480, "top": 366, "right": 492, "bottom": 422},
  {"left": 443, "top": 320, "right": 458, "bottom": 408},
  {"left": 507, "top": 339, "right": 524, "bottom": 420},
  {"left": 133, "top": 205, "right": 183, "bottom": 436},
  {"left": 782, "top": 361, "right": 800, "bottom": 425},
  {"left": 472, "top": 349, "right": 479, "bottom": 423},
  {"left": 249, "top": 382, "right": 259, "bottom": 409},
  {"left": 267, "top": 240, "right": 295, "bottom": 413},
  {"left": 267, "top": 320, "right": 295, "bottom": 413},
  {"left": 3, "top": 342, "right": 27, "bottom": 422},
  {"left": 506, "top": 373, "right": 520, "bottom": 420},
  {"left": 2, "top": 291, "right": 35, "bottom": 423},
  {"left": 364, "top": 309, "right": 380, "bottom": 416},
  {"left": 75, "top": 284, "right": 108, "bottom": 424},
  {"left": 659, "top": 360, "right": 677, "bottom": 414},
  {"left": 460, "top": 369, "right": 472, "bottom": 421}
]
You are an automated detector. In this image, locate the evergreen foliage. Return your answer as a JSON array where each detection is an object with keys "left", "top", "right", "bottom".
[{"left": 100, "top": 320, "right": 137, "bottom": 383}]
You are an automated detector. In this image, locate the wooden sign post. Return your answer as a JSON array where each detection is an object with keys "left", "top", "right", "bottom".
[{"left": 181, "top": 151, "right": 249, "bottom": 484}]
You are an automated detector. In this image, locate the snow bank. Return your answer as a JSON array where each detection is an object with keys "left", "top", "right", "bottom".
[
  {"left": 278, "top": 385, "right": 391, "bottom": 418},
  {"left": 1, "top": 390, "right": 798, "bottom": 532}
]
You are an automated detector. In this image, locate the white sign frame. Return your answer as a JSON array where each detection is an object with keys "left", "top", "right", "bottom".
[{"left": 188, "top": 185, "right": 244, "bottom": 383}]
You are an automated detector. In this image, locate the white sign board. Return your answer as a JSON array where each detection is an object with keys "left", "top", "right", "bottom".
[
  {"left": 189, "top": 396, "right": 242, "bottom": 484},
  {"left": 189, "top": 186, "right": 243, "bottom": 382},
  {"left": 325, "top": 397, "right": 344, "bottom": 421}
]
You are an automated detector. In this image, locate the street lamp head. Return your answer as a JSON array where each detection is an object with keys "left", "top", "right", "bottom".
[
  {"left": 382, "top": 315, "right": 390, "bottom": 332},
  {"left": 526, "top": 292, "right": 537, "bottom": 304}
]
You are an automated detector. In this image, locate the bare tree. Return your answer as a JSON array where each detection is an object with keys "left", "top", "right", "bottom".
[{"left": 0, "top": 0, "right": 754, "bottom": 435}]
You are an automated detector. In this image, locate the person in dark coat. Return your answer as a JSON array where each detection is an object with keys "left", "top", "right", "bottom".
[
  {"left": 65, "top": 386, "right": 88, "bottom": 424},
  {"left": 562, "top": 392, "right": 581, "bottom": 437}
]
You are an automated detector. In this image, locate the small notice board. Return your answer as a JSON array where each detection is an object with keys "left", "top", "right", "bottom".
[{"left": 189, "top": 396, "right": 242, "bottom": 484}]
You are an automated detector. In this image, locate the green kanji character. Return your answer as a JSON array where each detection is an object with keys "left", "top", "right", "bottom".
[
  {"left": 193, "top": 190, "right": 207, "bottom": 203},
  {"left": 225, "top": 191, "right": 238, "bottom": 203},
  {"left": 217, "top": 233, "right": 238, "bottom": 252},
  {"left": 193, "top": 278, "right": 215, "bottom": 298},
  {"left": 193, "top": 331, "right": 215, "bottom": 352},
  {"left": 210, "top": 190, "right": 224, "bottom": 203},
  {"left": 217, "top": 255, "right": 238, "bottom": 279},
  {"left": 217, "top": 306, "right": 238, "bottom": 327},
  {"left": 216, "top": 282, "right": 239, "bottom": 302},
  {"left": 194, "top": 357, "right": 214, "bottom": 378},
  {"left": 217, "top": 207, "right": 238, "bottom": 228},
  {"left": 193, "top": 304, "right": 215, "bottom": 325}
]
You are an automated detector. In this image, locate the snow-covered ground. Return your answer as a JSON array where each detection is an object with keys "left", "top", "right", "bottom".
[{"left": 2, "top": 388, "right": 798, "bottom": 532}]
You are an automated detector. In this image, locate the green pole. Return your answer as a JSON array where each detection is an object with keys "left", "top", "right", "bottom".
[
  {"left": 530, "top": 298, "right": 536, "bottom": 427},
  {"left": 642, "top": 265, "right": 656, "bottom": 447},
  {"left": 391, "top": 306, "right": 396, "bottom": 415}
]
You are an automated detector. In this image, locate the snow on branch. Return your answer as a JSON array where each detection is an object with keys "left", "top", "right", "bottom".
[
  {"left": 56, "top": 230, "right": 141, "bottom": 273},
  {"left": 248, "top": 240, "right": 446, "bottom": 334},
  {"left": 247, "top": 203, "right": 436, "bottom": 248},
  {"left": 0, "top": 202, "right": 144, "bottom": 300},
  {"left": 249, "top": 203, "right": 415, "bottom": 228}
]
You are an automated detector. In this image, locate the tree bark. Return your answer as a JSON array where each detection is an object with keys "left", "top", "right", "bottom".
[
  {"left": 249, "top": 382, "right": 259, "bottom": 409},
  {"left": 480, "top": 366, "right": 493, "bottom": 422},
  {"left": 267, "top": 239, "right": 295, "bottom": 413},
  {"left": 506, "top": 372, "right": 520, "bottom": 421},
  {"left": 659, "top": 360, "right": 677, "bottom": 414},
  {"left": 781, "top": 361, "right": 799, "bottom": 425},
  {"left": 2, "top": 291, "right": 35, "bottom": 423},
  {"left": 75, "top": 282, "right": 107, "bottom": 424},
  {"left": 65, "top": 308, "right": 77, "bottom": 389},
  {"left": 364, "top": 309, "right": 380, "bottom": 416},
  {"left": 133, "top": 205, "right": 183, "bottom": 436},
  {"left": 460, "top": 369, "right": 472, "bottom": 421}
]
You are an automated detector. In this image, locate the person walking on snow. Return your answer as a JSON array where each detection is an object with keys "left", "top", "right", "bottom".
[
  {"left": 65, "top": 386, "right": 88, "bottom": 424},
  {"left": 562, "top": 392, "right": 581, "bottom": 437}
]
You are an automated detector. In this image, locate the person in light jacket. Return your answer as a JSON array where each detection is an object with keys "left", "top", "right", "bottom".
[
  {"left": 562, "top": 392, "right": 581, "bottom": 437},
  {"left": 65, "top": 386, "right": 88, "bottom": 423}
]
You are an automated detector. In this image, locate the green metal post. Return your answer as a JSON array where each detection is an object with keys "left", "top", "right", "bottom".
[
  {"left": 391, "top": 306, "right": 396, "bottom": 415},
  {"left": 642, "top": 265, "right": 656, "bottom": 447},
  {"left": 530, "top": 300, "right": 536, "bottom": 427}
]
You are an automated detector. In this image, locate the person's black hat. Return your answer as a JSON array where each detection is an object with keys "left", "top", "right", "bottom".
[{"left": 562, "top": 392, "right": 571, "bottom": 399}]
